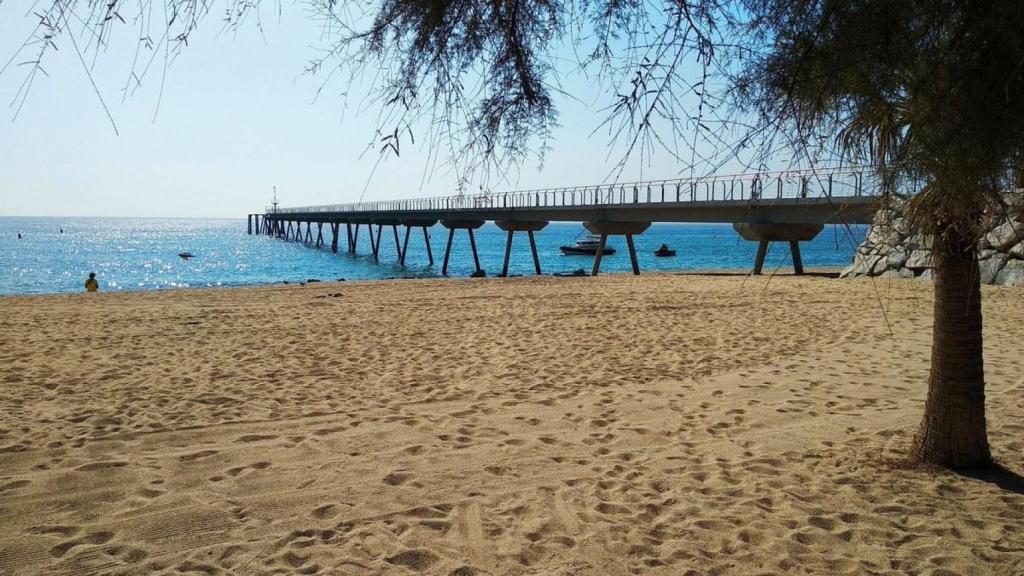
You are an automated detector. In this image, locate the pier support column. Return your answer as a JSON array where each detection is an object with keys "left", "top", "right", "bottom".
[
  {"left": 468, "top": 228, "right": 482, "bottom": 273},
  {"left": 346, "top": 222, "right": 355, "bottom": 253},
  {"left": 316, "top": 222, "right": 324, "bottom": 248},
  {"left": 305, "top": 222, "right": 313, "bottom": 244},
  {"left": 584, "top": 221, "right": 651, "bottom": 276},
  {"left": 753, "top": 240, "right": 769, "bottom": 275},
  {"left": 392, "top": 225, "right": 403, "bottom": 261},
  {"left": 368, "top": 224, "right": 378, "bottom": 260},
  {"left": 247, "top": 215, "right": 252, "bottom": 235},
  {"left": 625, "top": 234, "right": 640, "bottom": 275},
  {"left": 400, "top": 226, "right": 411, "bottom": 265},
  {"left": 502, "top": 231, "right": 514, "bottom": 277},
  {"left": 442, "top": 227, "right": 455, "bottom": 275},
  {"left": 423, "top": 227, "right": 434, "bottom": 265},
  {"left": 373, "top": 225, "right": 383, "bottom": 261},
  {"left": 330, "top": 223, "right": 339, "bottom": 253},
  {"left": 528, "top": 231, "right": 542, "bottom": 275},
  {"left": 440, "top": 220, "right": 486, "bottom": 276},
  {"left": 495, "top": 221, "right": 548, "bottom": 276},
  {"left": 591, "top": 235, "right": 608, "bottom": 276},
  {"left": 790, "top": 240, "right": 804, "bottom": 275},
  {"left": 351, "top": 223, "right": 361, "bottom": 253},
  {"left": 286, "top": 221, "right": 294, "bottom": 241},
  {"left": 733, "top": 223, "right": 823, "bottom": 276}
]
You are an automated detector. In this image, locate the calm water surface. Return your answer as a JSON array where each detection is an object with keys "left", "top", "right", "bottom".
[{"left": 0, "top": 217, "right": 865, "bottom": 295}]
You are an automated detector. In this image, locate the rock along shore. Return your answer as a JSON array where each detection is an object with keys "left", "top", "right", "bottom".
[{"left": 841, "top": 192, "right": 1024, "bottom": 286}]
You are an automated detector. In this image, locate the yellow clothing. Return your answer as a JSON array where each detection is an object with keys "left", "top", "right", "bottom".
[{"left": 85, "top": 279, "right": 98, "bottom": 293}]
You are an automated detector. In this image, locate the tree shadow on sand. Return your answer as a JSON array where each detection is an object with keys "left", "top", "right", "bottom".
[{"left": 962, "top": 464, "right": 1024, "bottom": 495}]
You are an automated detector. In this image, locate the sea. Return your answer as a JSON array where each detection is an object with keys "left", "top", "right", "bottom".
[{"left": 0, "top": 217, "right": 866, "bottom": 296}]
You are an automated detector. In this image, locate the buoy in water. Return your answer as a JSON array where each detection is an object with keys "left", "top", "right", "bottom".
[{"left": 178, "top": 252, "right": 195, "bottom": 259}]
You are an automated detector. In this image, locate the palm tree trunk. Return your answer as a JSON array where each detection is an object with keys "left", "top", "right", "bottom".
[{"left": 911, "top": 223, "right": 992, "bottom": 468}]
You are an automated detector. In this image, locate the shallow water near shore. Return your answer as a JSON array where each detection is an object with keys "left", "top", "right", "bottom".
[{"left": 0, "top": 217, "right": 866, "bottom": 295}]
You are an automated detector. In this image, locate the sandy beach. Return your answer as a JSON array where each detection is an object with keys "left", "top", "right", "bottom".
[{"left": 0, "top": 274, "right": 1022, "bottom": 575}]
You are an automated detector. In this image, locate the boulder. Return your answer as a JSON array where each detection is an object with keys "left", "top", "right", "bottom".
[
  {"left": 905, "top": 250, "right": 933, "bottom": 270},
  {"left": 870, "top": 255, "right": 891, "bottom": 275},
  {"left": 979, "top": 254, "right": 1009, "bottom": 285},
  {"left": 903, "top": 234, "right": 932, "bottom": 252},
  {"left": 995, "top": 259, "right": 1024, "bottom": 286},
  {"left": 865, "top": 224, "right": 902, "bottom": 248},
  {"left": 879, "top": 268, "right": 915, "bottom": 279},
  {"left": 985, "top": 220, "right": 1024, "bottom": 251},
  {"left": 892, "top": 217, "right": 911, "bottom": 237},
  {"left": 1010, "top": 242, "right": 1024, "bottom": 259},
  {"left": 886, "top": 247, "right": 909, "bottom": 268}
]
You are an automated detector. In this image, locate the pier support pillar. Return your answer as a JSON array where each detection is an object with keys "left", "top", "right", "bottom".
[
  {"left": 247, "top": 215, "right": 252, "bottom": 235},
  {"left": 346, "top": 222, "right": 355, "bottom": 253},
  {"left": 440, "top": 220, "right": 485, "bottom": 276},
  {"left": 351, "top": 223, "right": 361, "bottom": 253},
  {"left": 330, "top": 223, "right": 339, "bottom": 253},
  {"left": 423, "top": 227, "right": 434, "bottom": 265},
  {"left": 584, "top": 221, "right": 651, "bottom": 276},
  {"left": 495, "top": 221, "right": 548, "bottom": 276},
  {"left": 286, "top": 221, "right": 294, "bottom": 241},
  {"left": 468, "top": 228, "right": 482, "bottom": 272},
  {"left": 368, "top": 224, "right": 378, "bottom": 260},
  {"left": 442, "top": 227, "right": 455, "bottom": 275},
  {"left": 400, "top": 226, "right": 411, "bottom": 265},
  {"left": 625, "top": 234, "right": 640, "bottom": 275},
  {"left": 373, "top": 225, "right": 383, "bottom": 261},
  {"left": 305, "top": 222, "right": 313, "bottom": 244},
  {"left": 733, "top": 223, "right": 823, "bottom": 276},
  {"left": 790, "top": 240, "right": 804, "bottom": 275},
  {"left": 392, "top": 225, "right": 403, "bottom": 261},
  {"left": 753, "top": 240, "right": 769, "bottom": 275},
  {"left": 316, "top": 222, "right": 324, "bottom": 248}
]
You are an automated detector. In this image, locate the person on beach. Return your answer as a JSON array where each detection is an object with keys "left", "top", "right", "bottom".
[{"left": 84, "top": 272, "right": 99, "bottom": 293}]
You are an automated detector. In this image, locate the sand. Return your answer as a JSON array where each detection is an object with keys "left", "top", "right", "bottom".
[{"left": 0, "top": 273, "right": 1022, "bottom": 576}]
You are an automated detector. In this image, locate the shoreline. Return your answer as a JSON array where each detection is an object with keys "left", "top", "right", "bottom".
[{"left": 0, "top": 266, "right": 849, "bottom": 299}]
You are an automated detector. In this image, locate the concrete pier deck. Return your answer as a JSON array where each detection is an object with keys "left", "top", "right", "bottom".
[{"left": 248, "top": 167, "right": 892, "bottom": 275}]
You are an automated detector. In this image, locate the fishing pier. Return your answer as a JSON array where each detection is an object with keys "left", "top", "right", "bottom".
[{"left": 246, "top": 167, "right": 883, "bottom": 276}]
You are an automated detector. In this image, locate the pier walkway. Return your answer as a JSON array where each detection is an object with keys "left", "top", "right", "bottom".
[{"left": 247, "top": 167, "right": 886, "bottom": 276}]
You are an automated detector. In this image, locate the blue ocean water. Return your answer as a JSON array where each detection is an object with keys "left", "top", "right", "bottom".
[{"left": 0, "top": 217, "right": 865, "bottom": 295}]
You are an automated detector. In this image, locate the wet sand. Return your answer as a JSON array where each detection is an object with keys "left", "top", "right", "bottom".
[{"left": 0, "top": 274, "right": 1022, "bottom": 575}]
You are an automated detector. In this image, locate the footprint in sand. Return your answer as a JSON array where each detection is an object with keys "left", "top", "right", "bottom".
[
  {"left": 179, "top": 449, "right": 219, "bottom": 462},
  {"left": 312, "top": 504, "right": 338, "bottom": 519},
  {"left": 225, "top": 461, "right": 272, "bottom": 478},
  {"left": 49, "top": 531, "right": 115, "bottom": 558},
  {"left": 235, "top": 434, "right": 279, "bottom": 443},
  {"left": 0, "top": 479, "right": 31, "bottom": 492},
  {"left": 383, "top": 472, "right": 415, "bottom": 486},
  {"left": 386, "top": 549, "right": 439, "bottom": 572},
  {"left": 75, "top": 461, "right": 128, "bottom": 472}
]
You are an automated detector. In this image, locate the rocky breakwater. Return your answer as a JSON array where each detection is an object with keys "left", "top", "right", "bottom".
[{"left": 841, "top": 194, "right": 1024, "bottom": 286}]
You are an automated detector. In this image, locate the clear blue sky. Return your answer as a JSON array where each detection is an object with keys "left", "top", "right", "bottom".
[{"left": 0, "top": 4, "right": 742, "bottom": 218}]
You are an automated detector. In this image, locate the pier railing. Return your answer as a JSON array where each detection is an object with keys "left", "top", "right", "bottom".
[{"left": 269, "top": 166, "right": 892, "bottom": 215}]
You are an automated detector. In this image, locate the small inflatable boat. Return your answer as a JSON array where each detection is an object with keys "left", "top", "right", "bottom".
[
  {"left": 178, "top": 252, "right": 195, "bottom": 259},
  {"left": 653, "top": 244, "right": 676, "bottom": 257}
]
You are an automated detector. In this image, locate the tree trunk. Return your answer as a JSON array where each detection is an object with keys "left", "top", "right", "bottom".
[{"left": 911, "top": 223, "right": 992, "bottom": 468}]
